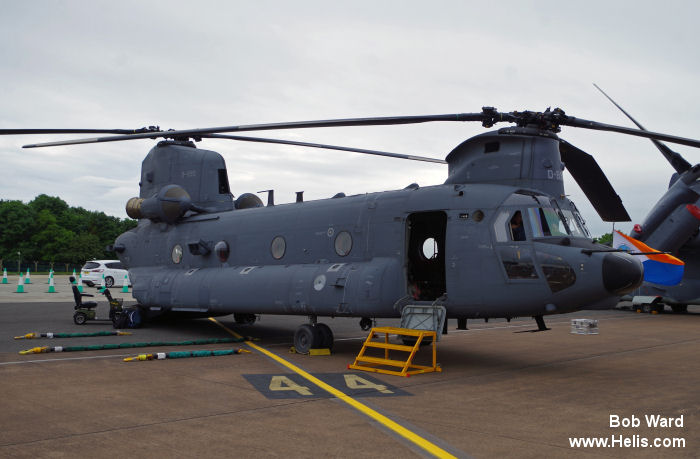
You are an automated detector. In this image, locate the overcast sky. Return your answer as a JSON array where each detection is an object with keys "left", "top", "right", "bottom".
[{"left": 1, "top": 1, "right": 699, "bottom": 237}]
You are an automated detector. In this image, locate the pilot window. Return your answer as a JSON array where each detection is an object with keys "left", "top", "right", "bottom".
[
  {"left": 510, "top": 211, "right": 526, "bottom": 241},
  {"left": 493, "top": 210, "right": 526, "bottom": 242}
]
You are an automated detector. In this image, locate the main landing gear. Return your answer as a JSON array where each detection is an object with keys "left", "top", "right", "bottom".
[
  {"left": 534, "top": 315, "right": 550, "bottom": 332},
  {"left": 293, "top": 317, "right": 334, "bottom": 354}
]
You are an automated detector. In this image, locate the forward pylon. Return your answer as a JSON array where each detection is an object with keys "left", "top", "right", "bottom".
[
  {"left": 122, "top": 274, "right": 129, "bottom": 293},
  {"left": 77, "top": 273, "right": 84, "bottom": 293},
  {"left": 2, "top": 268, "right": 7, "bottom": 284},
  {"left": 24, "top": 268, "right": 31, "bottom": 284}
]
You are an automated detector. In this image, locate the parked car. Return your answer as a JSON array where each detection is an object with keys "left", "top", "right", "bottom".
[{"left": 80, "top": 260, "right": 131, "bottom": 288}]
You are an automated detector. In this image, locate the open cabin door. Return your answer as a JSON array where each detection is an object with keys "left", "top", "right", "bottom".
[{"left": 406, "top": 211, "right": 447, "bottom": 301}]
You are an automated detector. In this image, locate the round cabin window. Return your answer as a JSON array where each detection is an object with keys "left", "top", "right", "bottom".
[
  {"left": 214, "top": 241, "right": 230, "bottom": 262},
  {"left": 334, "top": 231, "right": 353, "bottom": 257},
  {"left": 171, "top": 244, "right": 183, "bottom": 264},
  {"left": 422, "top": 237, "right": 438, "bottom": 260},
  {"left": 271, "top": 236, "right": 286, "bottom": 260}
]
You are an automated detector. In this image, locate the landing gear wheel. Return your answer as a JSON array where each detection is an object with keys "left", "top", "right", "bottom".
[
  {"left": 359, "top": 317, "right": 372, "bottom": 331},
  {"left": 113, "top": 312, "right": 128, "bottom": 329},
  {"left": 293, "top": 324, "right": 320, "bottom": 354},
  {"left": 105, "top": 276, "right": 114, "bottom": 288},
  {"left": 234, "top": 313, "right": 257, "bottom": 325},
  {"left": 73, "top": 312, "right": 87, "bottom": 325},
  {"left": 314, "top": 323, "right": 334, "bottom": 350},
  {"left": 671, "top": 304, "right": 688, "bottom": 314}
]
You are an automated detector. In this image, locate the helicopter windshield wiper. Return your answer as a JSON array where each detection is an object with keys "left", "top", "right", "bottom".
[{"left": 201, "top": 133, "right": 447, "bottom": 164}]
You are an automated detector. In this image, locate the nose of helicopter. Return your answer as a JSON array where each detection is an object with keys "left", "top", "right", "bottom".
[{"left": 602, "top": 252, "right": 644, "bottom": 294}]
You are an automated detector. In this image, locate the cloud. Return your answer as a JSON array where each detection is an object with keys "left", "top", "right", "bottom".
[{"left": 1, "top": 1, "right": 699, "bottom": 240}]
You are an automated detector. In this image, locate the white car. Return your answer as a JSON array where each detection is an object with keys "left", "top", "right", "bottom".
[{"left": 80, "top": 260, "right": 131, "bottom": 288}]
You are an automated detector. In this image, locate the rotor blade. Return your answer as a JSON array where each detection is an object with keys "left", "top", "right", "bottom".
[
  {"left": 559, "top": 115, "right": 700, "bottom": 149},
  {"left": 593, "top": 83, "right": 691, "bottom": 174},
  {"left": 202, "top": 133, "right": 447, "bottom": 164},
  {"left": 18, "top": 107, "right": 700, "bottom": 151},
  {"left": 559, "top": 139, "right": 631, "bottom": 222},
  {"left": 22, "top": 113, "right": 488, "bottom": 148},
  {"left": 0, "top": 128, "right": 157, "bottom": 135}
]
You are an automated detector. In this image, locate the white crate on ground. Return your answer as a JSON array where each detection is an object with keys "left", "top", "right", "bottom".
[{"left": 570, "top": 318, "right": 599, "bottom": 335}]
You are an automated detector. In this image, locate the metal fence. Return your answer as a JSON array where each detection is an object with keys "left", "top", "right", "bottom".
[{"left": 0, "top": 260, "right": 84, "bottom": 274}]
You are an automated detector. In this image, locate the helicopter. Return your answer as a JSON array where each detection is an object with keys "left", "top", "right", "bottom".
[
  {"left": 595, "top": 85, "right": 700, "bottom": 313},
  {"left": 5, "top": 107, "right": 700, "bottom": 353}
]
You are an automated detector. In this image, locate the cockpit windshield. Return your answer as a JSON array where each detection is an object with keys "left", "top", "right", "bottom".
[
  {"left": 501, "top": 192, "right": 591, "bottom": 239},
  {"left": 561, "top": 209, "right": 587, "bottom": 237},
  {"left": 527, "top": 207, "right": 569, "bottom": 237}
]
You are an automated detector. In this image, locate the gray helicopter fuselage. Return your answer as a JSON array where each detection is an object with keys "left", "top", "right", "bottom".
[{"left": 116, "top": 181, "right": 630, "bottom": 320}]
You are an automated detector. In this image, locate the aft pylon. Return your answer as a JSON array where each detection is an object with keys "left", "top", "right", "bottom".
[
  {"left": 24, "top": 268, "right": 31, "bottom": 284},
  {"left": 2, "top": 268, "right": 7, "bottom": 284},
  {"left": 16, "top": 273, "right": 25, "bottom": 293},
  {"left": 121, "top": 274, "right": 129, "bottom": 293},
  {"left": 77, "top": 273, "right": 84, "bottom": 293}
]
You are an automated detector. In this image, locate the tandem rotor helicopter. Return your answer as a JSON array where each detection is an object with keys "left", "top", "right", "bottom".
[{"left": 5, "top": 107, "right": 700, "bottom": 352}]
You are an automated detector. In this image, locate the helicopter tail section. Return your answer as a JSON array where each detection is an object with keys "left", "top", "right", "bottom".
[{"left": 613, "top": 231, "right": 684, "bottom": 286}]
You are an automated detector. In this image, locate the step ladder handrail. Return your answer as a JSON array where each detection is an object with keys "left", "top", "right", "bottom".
[{"left": 349, "top": 326, "right": 441, "bottom": 377}]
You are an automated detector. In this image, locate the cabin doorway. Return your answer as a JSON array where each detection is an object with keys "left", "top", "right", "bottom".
[{"left": 406, "top": 211, "right": 447, "bottom": 301}]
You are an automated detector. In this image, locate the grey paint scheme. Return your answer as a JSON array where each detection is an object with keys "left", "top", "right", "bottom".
[{"left": 116, "top": 130, "right": 625, "bottom": 320}]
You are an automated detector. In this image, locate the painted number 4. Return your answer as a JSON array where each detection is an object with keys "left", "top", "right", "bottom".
[{"left": 268, "top": 374, "right": 394, "bottom": 396}]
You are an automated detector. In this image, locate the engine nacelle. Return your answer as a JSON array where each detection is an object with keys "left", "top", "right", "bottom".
[{"left": 126, "top": 184, "right": 193, "bottom": 224}]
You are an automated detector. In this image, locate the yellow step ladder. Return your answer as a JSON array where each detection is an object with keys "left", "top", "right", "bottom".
[{"left": 348, "top": 326, "right": 442, "bottom": 377}]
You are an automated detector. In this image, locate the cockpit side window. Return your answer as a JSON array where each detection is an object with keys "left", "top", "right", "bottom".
[
  {"left": 494, "top": 209, "right": 527, "bottom": 242},
  {"left": 493, "top": 210, "right": 511, "bottom": 242},
  {"left": 510, "top": 211, "right": 526, "bottom": 241}
]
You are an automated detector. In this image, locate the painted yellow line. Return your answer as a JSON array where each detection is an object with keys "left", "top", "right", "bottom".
[{"left": 208, "top": 317, "right": 456, "bottom": 459}]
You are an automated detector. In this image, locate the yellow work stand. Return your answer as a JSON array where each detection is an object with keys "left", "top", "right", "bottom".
[{"left": 348, "top": 326, "right": 442, "bottom": 377}]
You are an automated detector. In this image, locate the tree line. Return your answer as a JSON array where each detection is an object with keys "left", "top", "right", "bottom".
[{"left": 0, "top": 195, "right": 137, "bottom": 271}]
